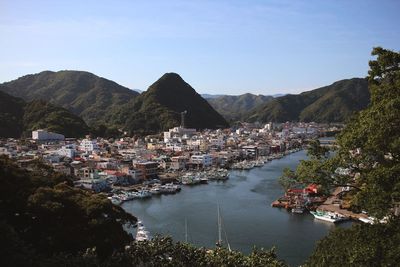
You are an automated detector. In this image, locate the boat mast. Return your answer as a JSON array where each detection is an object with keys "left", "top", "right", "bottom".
[
  {"left": 216, "top": 204, "right": 222, "bottom": 247},
  {"left": 185, "top": 218, "right": 188, "bottom": 243}
]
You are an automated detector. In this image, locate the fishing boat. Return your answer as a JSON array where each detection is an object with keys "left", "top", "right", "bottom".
[
  {"left": 310, "top": 210, "right": 348, "bottom": 223},
  {"left": 136, "top": 189, "right": 152, "bottom": 199},
  {"left": 291, "top": 206, "right": 306, "bottom": 214},
  {"left": 150, "top": 186, "right": 161, "bottom": 195},
  {"left": 108, "top": 196, "right": 122, "bottom": 205},
  {"left": 135, "top": 220, "right": 150, "bottom": 241}
]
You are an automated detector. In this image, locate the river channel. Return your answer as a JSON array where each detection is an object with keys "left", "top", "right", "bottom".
[{"left": 122, "top": 150, "right": 351, "bottom": 266}]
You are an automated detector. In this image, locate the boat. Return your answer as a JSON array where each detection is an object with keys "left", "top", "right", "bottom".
[
  {"left": 181, "top": 173, "right": 202, "bottom": 185},
  {"left": 215, "top": 204, "right": 231, "bottom": 251},
  {"left": 135, "top": 220, "right": 150, "bottom": 241},
  {"left": 136, "top": 189, "right": 152, "bottom": 199},
  {"left": 359, "top": 216, "right": 375, "bottom": 224},
  {"left": 310, "top": 210, "right": 348, "bottom": 223},
  {"left": 150, "top": 186, "right": 161, "bottom": 195},
  {"left": 291, "top": 206, "right": 305, "bottom": 214},
  {"left": 109, "top": 196, "right": 122, "bottom": 205},
  {"left": 359, "top": 216, "right": 388, "bottom": 224},
  {"left": 160, "top": 183, "right": 180, "bottom": 194}
]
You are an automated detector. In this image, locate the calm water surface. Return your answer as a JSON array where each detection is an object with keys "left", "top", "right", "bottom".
[{"left": 122, "top": 150, "right": 351, "bottom": 266}]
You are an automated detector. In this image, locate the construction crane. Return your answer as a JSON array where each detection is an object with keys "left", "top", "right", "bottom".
[{"left": 169, "top": 110, "right": 188, "bottom": 128}]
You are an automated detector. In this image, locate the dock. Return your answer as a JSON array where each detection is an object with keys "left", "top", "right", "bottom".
[{"left": 316, "top": 187, "right": 368, "bottom": 220}]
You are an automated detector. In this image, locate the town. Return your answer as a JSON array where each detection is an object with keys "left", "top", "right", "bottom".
[{"left": 0, "top": 121, "right": 340, "bottom": 206}]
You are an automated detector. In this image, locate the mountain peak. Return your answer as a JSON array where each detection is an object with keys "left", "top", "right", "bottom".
[
  {"left": 159, "top": 72, "right": 183, "bottom": 80},
  {"left": 148, "top": 72, "right": 194, "bottom": 96},
  {"left": 120, "top": 73, "right": 229, "bottom": 133}
]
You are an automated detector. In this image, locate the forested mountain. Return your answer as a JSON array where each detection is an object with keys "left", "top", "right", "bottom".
[
  {"left": 0, "top": 70, "right": 139, "bottom": 125},
  {"left": 0, "top": 71, "right": 370, "bottom": 134},
  {"left": 111, "top": 73, "right": 229, "bottom": 134},
  {"left": 207, "top": 93, "right": 273, "bottom": 121},
  {"left": 0, "top": 71, "right": 229, "bottom": 134},
  {"left": 0, "top": 90, "right": 89, "bottom": 138},
  {"left": 246, "top": 78, "right": 369, "bottom": 123}
]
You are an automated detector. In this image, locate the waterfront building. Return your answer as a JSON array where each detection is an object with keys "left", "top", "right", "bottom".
[
  {"left": 120, "top": 166, "right": 144, "bottom": 181},
  {"left": 191, "top": 154, "right": 213, "bottom": 167},
  {"left": 135, "top": 161, "right": 159, "bottom": 179},
  {"left": 171, "top": 156, "right": 189, "bottom": 170},
  {"left": 241, "top": 145, "right": 258, "bottom": 159},
  {"left": 74, "top": 178, "right": 110, "bottom": 193}
]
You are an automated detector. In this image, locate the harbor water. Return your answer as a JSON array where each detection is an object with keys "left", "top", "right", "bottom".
[{"left": 122, "top": 150, "right": 351, "bottom": 266}]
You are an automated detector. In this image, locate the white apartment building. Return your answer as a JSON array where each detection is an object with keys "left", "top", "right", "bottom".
[
  {"left": 164, "top": 127, "right": 197, "bottom": 143},
  {"left": 58, "top": 144, "right": 76, "bottom": 158},
  {"left": 79, "top": 139, "right": 100, "bottom": 153},
  {"left": 32, "top": 129, "right": 64, "bottom": 141},
  {"left": 191, "top": 154, "right": 213, "bottom": 167}
]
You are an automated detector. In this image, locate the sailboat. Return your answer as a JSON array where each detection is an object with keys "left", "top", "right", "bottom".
[
  {"left": 185, "top": 218, "right": 188, "bottom": 243},
  {"left": 216, "top": 205, "right": 222, "bottom": 248},
  {"left": 215, "top": 204, "right": 231, "bottom": 251}
]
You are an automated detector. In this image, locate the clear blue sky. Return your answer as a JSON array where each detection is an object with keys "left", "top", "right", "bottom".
[{"left": 1, "top": 0, "right": 399, "bottom": 95}]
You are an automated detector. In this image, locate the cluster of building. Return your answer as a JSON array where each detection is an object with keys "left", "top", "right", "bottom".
[{"left": 0, "top": 123, "right": 339, "bottom": 194}]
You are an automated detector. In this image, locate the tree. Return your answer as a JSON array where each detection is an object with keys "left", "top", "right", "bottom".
[
  {"left": 280, "top": 47, "right": 400, "bottom": 218},
  {"left": 306, "top": 217, "right": 400, "bottom": 267},
  {"left": 306, "top": 139, "right": 330, "bottom": 160},
  {"left": 337, "top": 47, "right": 400, "bottom": 218},
  {"left": 304, "top": 47, "right": 400, "bottom": 266},
  {"left": 0, "top": 156, "right": 136, "bottom": 262}
]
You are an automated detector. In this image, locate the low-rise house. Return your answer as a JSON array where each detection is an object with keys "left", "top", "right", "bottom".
[
  {"left": 191, "top": 154, "right": 212, "bottom": 167},
  {"left": 74, "top": 178, "right": 110, "bottom": 193},
  {"left": 58, "top": 144, "right": 76, "bottom": 158},
  {"left": 135, "top": 161, "right": 158, "bottom": 179},
  {"left": 170, "top": 156, "right": 188, "bottom": 170}
]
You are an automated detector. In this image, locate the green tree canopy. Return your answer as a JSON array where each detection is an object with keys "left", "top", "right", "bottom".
[
  {"left": 0, "top": 156, "right": 136, "bottom": 264},
  {"left": 280, "top": 47, "right": 400, "bottom": 218}
]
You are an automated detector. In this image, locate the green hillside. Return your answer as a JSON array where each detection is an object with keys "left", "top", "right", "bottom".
[
  {"left": 0, "top": 88, "right": 25, "bottom": 137},
  {"left": 246, "top": 78, "right": 369, "bottom": 123},
  {"left": 207, "top": 93, "right": 273, "bottom": 121},
  {"left": 0, "top": 70, "right": 139, "bottom": 125},
  {"left": 0, "top": 90, "right": 89, "bottom": 138},
  {"left": 114, "top": 73, "right": 229, "bottom": 134}
]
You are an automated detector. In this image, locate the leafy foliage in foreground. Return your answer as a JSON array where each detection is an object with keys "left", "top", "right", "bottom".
[
  {"left": 0, "top": 235, "right": 286, "bottom": 267},
  {"left": 280, "top": 47, "right": 400, "bottom": 218},
  {"left": 306, "top": 218, "right": 400, "bottom": 267},
  {"left": 278, "top": 47, "right": 400, "bottom": 266},
  {"left": 0, "top": 156, "right": 136, "bottom": 266},
  {"left": 0, "top": 156, "right": 285, "bottom": 266}
]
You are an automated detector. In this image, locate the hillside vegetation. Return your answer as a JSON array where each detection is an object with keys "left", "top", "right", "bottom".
[
  {"left": 112, "top": 73, "right": 229, "bottom": 134},
  {"left": 207, "top": 93, "right": 273, "bottom": 121},
  {"left": 0, "top": 70, "right": 139, "bottom": 125},
  {"left": 0, "top": 90, "right": 89, "bottom": 138},
  {"left": 246, "top": 78, "right": 369, "bottom": 123}
]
